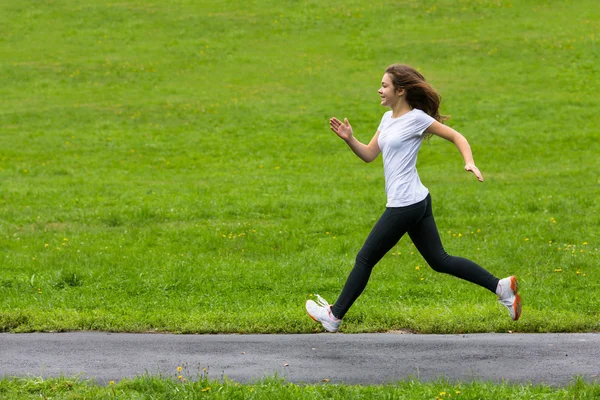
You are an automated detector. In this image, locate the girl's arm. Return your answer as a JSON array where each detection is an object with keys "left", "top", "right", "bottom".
[
  {"left": 425, "top": 121, "right": 484, "bottom": 182},
  {"left": 330, "top": 117, "right": 381, "bottom": 163}
]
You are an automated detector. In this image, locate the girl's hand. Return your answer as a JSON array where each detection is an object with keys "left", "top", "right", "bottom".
[
  {"left": 465, "top": 164, "right": 484, "bottom": 182},
  {"left": 330, "top": 117, "right": 353, "bottom": 142}
]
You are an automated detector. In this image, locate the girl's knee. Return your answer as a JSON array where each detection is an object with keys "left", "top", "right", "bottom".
[
  {"left": 425, "top": 253, "right": 453, "bottom": 273},
  {"left": 355, "top": 250, "right": 377, "bottom": 270}
]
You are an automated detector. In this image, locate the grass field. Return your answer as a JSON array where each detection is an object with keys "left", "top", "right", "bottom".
[
  {"left": 1, "top": 375, "right": 599, "bottom": 400},
  {"left": 1, "top": 0, "right": 598, "bottom": 338}
]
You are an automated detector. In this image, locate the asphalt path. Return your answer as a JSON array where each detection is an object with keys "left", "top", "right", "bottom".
[{"left": 1, "top": 332, "right": 599, "bottom": 385}]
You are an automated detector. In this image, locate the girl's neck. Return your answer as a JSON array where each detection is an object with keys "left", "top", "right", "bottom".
[{"left": 390, "top": 101, "right": 413, "bottom": 119}]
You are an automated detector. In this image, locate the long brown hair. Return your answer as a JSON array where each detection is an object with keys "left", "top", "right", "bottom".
[{"left": 385, "top": 64, "right": 448, "bottom": 136}]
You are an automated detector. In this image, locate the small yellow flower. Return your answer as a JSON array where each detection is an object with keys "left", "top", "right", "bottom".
[
  {"left": 415, "top": 266, "right": 420, "bottom": 271},
  {"left": 524, "top": 238, "right": 529, "bottom": 241},
  {"left": 45, "top": 244, "right": 49, "bottom": 248},
  {"left": 440, "top": 392, "right": 447, "bottom": 396},
  {"left": 178, "top": 375, "right": 183, "bottom": 379},
  {"left": 456, "top": 391, "right": 461, "bottom": 394},
  {"left": 109, "top": 381, "right": 115, "bottom": 385},
  {"left": 177, "top": 366, "right": 182, "bottom": 372},
  {"left": 554, "top": 268, "right": 562, "bottom": 272},
  {"left": 420, "top": 278, "right": 424, "bottom": 281},
  {"left": 202, "top": 387, "right": 210, "bottom": 392}
]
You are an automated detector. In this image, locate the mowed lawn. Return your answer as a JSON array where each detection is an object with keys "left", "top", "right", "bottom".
[{"left": 0, "top": 0, "right": 598, "bottom": 334}]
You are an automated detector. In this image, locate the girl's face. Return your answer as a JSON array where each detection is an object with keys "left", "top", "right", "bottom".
[{"left": 378, "top": 73, "right": 404, "bottom": 107}]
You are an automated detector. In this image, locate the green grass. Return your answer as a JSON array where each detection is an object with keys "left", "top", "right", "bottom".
[
  {"left": 1, "top": 375, "right": 598, "bottom": 399},
  {"left": 1, "top": 0, "right": 599, "bottom": 334}
]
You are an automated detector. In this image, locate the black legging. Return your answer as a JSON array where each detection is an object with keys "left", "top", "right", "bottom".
[{"left": 331, "top": 193, "right": 499, "bottom": 319}]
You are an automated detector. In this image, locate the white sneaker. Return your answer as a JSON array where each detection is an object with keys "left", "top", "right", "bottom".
[
  {"left": 305, "top": 294, "right": 341, "bottom": 332},
  {"left": 497, "top": 276, "right": 522, "bottom": 321}
]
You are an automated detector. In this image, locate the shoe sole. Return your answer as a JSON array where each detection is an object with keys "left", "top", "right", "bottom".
[
  {"left": 509, "top": 276, "right": 519, "bottom": 293},
  {"left": 307, "top": 311, "right": 318, "bottom": 322},
  {"left": 513, "top": 293, "right": 522, "bottom": 321},
  {"left": 510, "top": 276, "right": 522, "bottom": 321}
]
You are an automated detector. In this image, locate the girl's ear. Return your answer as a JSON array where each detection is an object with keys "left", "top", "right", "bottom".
[{"left": 397, "top": 87, "right": 406, "bottom": 97}]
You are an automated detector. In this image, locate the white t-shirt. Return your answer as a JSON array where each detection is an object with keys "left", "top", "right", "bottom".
[{"left": 377, "top": 109, "right": 435, "bottom": 207}]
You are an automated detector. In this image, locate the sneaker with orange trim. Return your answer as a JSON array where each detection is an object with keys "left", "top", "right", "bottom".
[
  {"left": 497, "top": 276, "right": 522, "bottom": 321},
  {"left": 305, "top": 294, "right": 341, "bottom": 332}
]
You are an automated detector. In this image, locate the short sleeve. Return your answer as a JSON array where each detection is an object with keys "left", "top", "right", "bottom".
[
  {"left": 414, "top": 109, "right": 436, "bottom": 135},
  {"left": 378, "top": 111, "right": 391, "bottom": 132}
]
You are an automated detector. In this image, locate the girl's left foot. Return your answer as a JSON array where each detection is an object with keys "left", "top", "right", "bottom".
[
  {"left": 305, "top": 294, "right": 341, "bottom": 332},
  {"left": 497, "top": 276, "right": 522, "bottom": 321}
]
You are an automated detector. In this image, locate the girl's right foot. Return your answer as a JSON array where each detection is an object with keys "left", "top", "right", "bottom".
[
  {"left": 497, "top": 276, "right": 522, "bottom": 321},
  {"left": 305, "top": 294, "right": 341, "bottom": 332}
]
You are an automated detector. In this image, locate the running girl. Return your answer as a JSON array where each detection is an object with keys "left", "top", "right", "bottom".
[{"left": 306, "top": 64, "right": 521, "bottom": 332}]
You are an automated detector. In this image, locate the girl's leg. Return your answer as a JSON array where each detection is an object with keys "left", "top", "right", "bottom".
[
  {"left": 407, "top": 194, "right": 499, "bottom": 293},
  {"left": 331, "top": 200, "right": 427, "bottom": 319}
]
